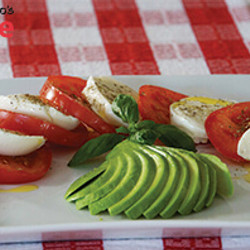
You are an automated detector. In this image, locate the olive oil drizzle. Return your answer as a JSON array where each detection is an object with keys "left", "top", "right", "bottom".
[
  {"left": 0, "top": 185, "right": 38, "bottom": 193},
  {"left": 243, "top": 163, "right": 250, "bottom": 183}
]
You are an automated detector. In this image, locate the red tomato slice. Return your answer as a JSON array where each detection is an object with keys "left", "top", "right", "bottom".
[
  {"left": 205, "top": 102, "right": 250, "bottom": 162},
  {"left": 0, "top": 109, "right": 88, "bottom": 147},
  {"left": 0, "top": 146, "right": 52, "bottom": 184},
  {"left": 44, "top": 75, "right": 87, "bottom": 98},
  {"left": 39, "top": 76, "right": 115, "bottom": 134},
  {"left": 138, "top": 85, "right": 187, "bottom": 124}
]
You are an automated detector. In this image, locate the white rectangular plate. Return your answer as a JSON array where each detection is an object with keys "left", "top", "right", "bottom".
[{"left": 0, "top": 75, "right": 250, "bottom": 243}]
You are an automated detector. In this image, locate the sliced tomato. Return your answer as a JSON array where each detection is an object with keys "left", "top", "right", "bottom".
[
  {"left": 205, "top": 102, "right": 250, "bottom": 162},
  {"left": 44, "top": 75, "right": 87, "bottom": 98},
  {"left": 138, "top": 85, "right": 187, "bottom": 124},
  {"left": 39, "top": 76, "right": 115, "bottom": 134},
  {"left": 0, "top": 109, "right": 88, "bottom": 147},
  {"left": 0, "top": 146, "right": 52, "bottom": 184}
]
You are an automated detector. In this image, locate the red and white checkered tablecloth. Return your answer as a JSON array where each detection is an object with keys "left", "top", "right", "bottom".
[
  {"left": 0, "top": 0, "right": 250, "bottom": 249},
  {"left": 0, "top": 0, "right": 250, "bottom": 77}
]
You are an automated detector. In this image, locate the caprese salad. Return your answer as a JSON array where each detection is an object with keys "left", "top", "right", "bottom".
[
  {"left": 138, "top": 84, "right": 250, "bottom": 162},
  {"left": 0, "top": 76, "right": 116, "bottom": 184},
  {"left": 0, "top": 92, "right": 88, "bottom": 184},
  {"left": 0, "top": 75, "right": 249, "bottom": 187}
]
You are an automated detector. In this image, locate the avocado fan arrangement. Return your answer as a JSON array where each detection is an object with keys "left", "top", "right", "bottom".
[{"left": 65, "top": 95, "right": 234, "bottom": 219}]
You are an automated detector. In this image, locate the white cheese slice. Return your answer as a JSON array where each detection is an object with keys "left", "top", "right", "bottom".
[
  {"left": 170, "top": 103, "right": 208, "bottom": 144},
  {"left": 237, "top": 129, "right": 250, "bottom": 160},
  {"left": 170, "top": 97, "right": 234, "bottom": 144},
  {"left": 82, "top": 76, "right": 138, "bottom": 127},
  {"left": 0, "top": 94, "right": 80, "bottom": 130},
  {"left": 0, "top": 129, "right": 45, "bottom": 156}
]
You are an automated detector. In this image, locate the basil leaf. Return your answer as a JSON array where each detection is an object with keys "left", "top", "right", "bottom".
[
  {"left": 68, "top": 133, "right": 125, "bottom": 167},
  {"left": 112, "top": 94, "right": 139, "bottom": 124},
  {"left": 129, "top": 128, "right": 158, "bottom": 145},
  {"left": 116, "top": 126, "right": 130, "bottom": 134},
  {"left": 154, "top": 124, "right": 196, "bottom": 152},
  {"left": 128, "top": 123, "right": 137, "bottom": 133},
  {"left": 134, "top": 120, "right": 156, "bottom": 130}
]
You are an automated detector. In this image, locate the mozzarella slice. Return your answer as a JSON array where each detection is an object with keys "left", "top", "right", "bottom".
[
  {"left": 0, "top": 129, "right": 45, "bottom": 156},
  {"left": 170, "top": 97, "right": 234, "bottom": 144},
  {"left": 0, "top": 94, "right": 80, "bottom": 130},
  {"left": 82, "top": 76, "right": 138, "bottom": 127},
  {"left": 237, "top": 129, "right": 250, "bottom": 160}
]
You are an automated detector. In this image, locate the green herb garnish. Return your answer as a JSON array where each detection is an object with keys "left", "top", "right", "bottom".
[
  {"left": 111, "top": 94, "right": 139, "bottom": 124},
  {"left": 68, "top": 94, "right": 196, "bottom": 167},
  {"left": 68, "top": 133, "right": 125, "bottom": 167}
]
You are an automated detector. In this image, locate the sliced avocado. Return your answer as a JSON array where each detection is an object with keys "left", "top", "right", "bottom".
[
  {"left": 89, "top": 151, "right": 142, "bottom": 215},
  {"left": 155, "top": 148, "right": 189, "bottom": 219},
  {"left": 75, "top": 155, "right": 127, "bottom": 209},
  {"left": 106, "top": 139, "right": 131, "bottom": 160},
  {"left": 192, "top": 156, "right": 210, "bottom": 212},
  {"left": 169, "top": 148, "right": 210, "bottom": 213},
  {"left": 203, "top": 161, "right": 217, "bottom": 207},
  {"left": 198, "top": 153, "right": 233, "bottom": 197},
  {"left": 109, "top": 148, "right": 155, "bottom": 216},
  {"left": 143, "top": 146, "right": 179, "bottom": 219},
  {"left": 169, "top": 149, "right": 201, "bottom": 215},
  {"left": 64, "top": 162, "right": 107, "bottom": 200},
  {"left": 66, "top": 160, "right": 116, "bottom": 202},
  {"left": 125, "top": 144, "right": 169, "bottom": 219}
]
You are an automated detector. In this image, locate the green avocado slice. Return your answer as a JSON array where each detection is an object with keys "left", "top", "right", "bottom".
[
  {"left": 192, "top": 156, "right": 210, "bottom": 212},
  {"left": 89, "top": 151, "right": 142, "bottom": 215},
  {"left": 125, "top": 144, "right": 169, "bottom": 219},
  {"left": 65, "top": 141, "right": 131, "bottom": 202},
  {"left": 64, "top": 162, "right": 107, "bottom": 200},
  {"left": 156, "top": 148, "right": 189, "bottom": 219},
  {"left": 169, "top": 149, "right": 201, "bottom": 215},
  {"left": 75, "top": 156, "right": 127, "bottom": 210},
  {"left": 202, "top": 160, "right": 217, "bottom": 208},
  {"left": 169, "top": 149, "right": 210, "bottom": 213},
  {"left": 198, "top": 153, "right": 233, "bottom": 197},
  {"left": 66, "top": 161, "right": 117, "bottom": 202},
  {"left": 143, "top": 146, "right": 179, "bottom": 219},
  {"left": 108, "top": 148, "right": 156, "bottom": 216},
  {"left": 106, "top": 139, "right": 131, "bottom": 160}
]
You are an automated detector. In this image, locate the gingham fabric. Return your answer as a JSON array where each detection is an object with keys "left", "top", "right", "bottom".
[
  {"left": 0, "top": 0, "right": 250, "bottom": 249},
  {"left": 0, "top": 0, "right": 250, "bottom": 78},
  {"left": 1, "top": 237, "right": 250, "bottom": 250}
]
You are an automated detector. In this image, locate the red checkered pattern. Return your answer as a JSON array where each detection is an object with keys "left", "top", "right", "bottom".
[
  {"left": 2, "top": 0, "right": 61, "bottom": 77},
  {"left": 163, "top": 237, "right": 222, "bottom": 249},
  {"left": 0, "top": 0, "right": 250, "bottom": 249},
  {"left": 0, "top": 0, "right": 249, "bottom": 77},
  {"left": 43, "top": 240, "right": 104, "bottom": 250},
  {"left": 137, "top": 0, "right": 210, "bottom": 74},
  {"left": 183, "top": 0, "right": 250, "bottom": 73},
  {"left": 46, "top": 0, "right": 111, "bottom": 76},
  {"left": 93, "top": 0, "right": 160, "bottom": 75}
]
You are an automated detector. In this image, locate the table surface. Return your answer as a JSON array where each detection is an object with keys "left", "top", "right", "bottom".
[{"left": 0, "top": 0, "right": 250, "bottom": 249}]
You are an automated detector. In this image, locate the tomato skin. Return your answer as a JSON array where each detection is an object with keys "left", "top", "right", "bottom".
[
  {"left": 44, "top": 75, "right": 87, "bottom": 98},
  {"left": 40, "top": 76, "right": 115, "bottom": 134},
  {"left": 205, "top": 102, "right": 250, "bottom": 162},
  {"left": 0, "top": 109, "right": 88, "bottom": 147},
  {"left": 138, "top": 85, "right": 187, "bottom": 124},
  {"left": 0, "top": 146, "right": 52, "bottom": 184}
]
